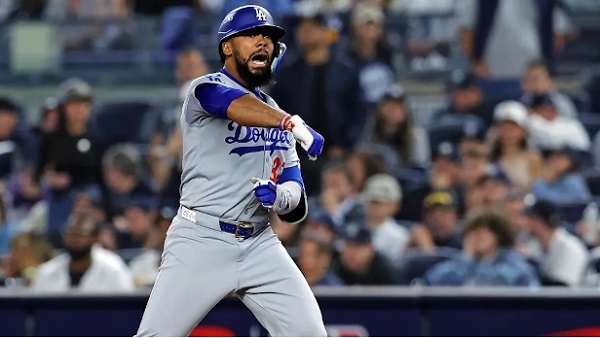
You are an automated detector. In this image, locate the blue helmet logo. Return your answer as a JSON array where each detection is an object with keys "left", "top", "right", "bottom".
[{"left": 217, "top": 5, "right": 285, "bottom": 47}]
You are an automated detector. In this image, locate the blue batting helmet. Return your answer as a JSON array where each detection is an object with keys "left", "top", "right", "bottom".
[{"left": 217, "top": 5, "right": 286, "bottom": 62}]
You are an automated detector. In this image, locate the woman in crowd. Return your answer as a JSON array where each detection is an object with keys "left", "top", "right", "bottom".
[
  {"left": 488, "top": 101, "right": 542, "bottom": 189},
  {"left": 359, "top": 85, "right": 430, "bottom": 170}
]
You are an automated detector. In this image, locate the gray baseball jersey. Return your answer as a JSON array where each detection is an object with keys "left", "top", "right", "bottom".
[
  {"left": 179, "top": 71, "right": 300, "bottom": 223},
  {"left": 135, "top": 70, "right": 326, "bottom": 337}
]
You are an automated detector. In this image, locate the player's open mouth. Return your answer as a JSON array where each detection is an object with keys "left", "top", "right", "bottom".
[{"left": 250, "top": 52, "right": 268, "bottom": 67}]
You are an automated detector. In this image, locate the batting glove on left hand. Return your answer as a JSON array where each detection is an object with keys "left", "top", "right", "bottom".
[
  {"left": 251, "top": 177, "right": 292, "bottom": 212},
  {"left": 280, "top": 115, "right": 324, "bottom": 161}
]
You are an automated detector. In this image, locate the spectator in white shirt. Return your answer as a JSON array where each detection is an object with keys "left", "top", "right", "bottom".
[
  {"left": 31, "top": 212, "right": 134, "bottom": 292},
  {"left": 362, "top": 174, "right": 409, "bottom": 264},
  {"left": 525, "top": 199, "right": 589, "bottom": 286},
  {"left": 525, "top": 93, "right": 590, "bottom": 151}
]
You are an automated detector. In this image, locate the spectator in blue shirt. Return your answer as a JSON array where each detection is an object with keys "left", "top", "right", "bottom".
[
  {"left": 298, "top": 231, "right": 344, "bottom": 287},
  {"left": 532, "top": 146, "right": 591, "bottom": 205},
  {"left": 425, "top": 209, "right": 540, "bottom": 287}
]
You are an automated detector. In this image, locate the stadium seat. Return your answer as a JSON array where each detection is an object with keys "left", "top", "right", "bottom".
[
  {"left": 478, "top": 79, "right": 522, "bottom": 102},
  {"left": 578, "top": 112, "right": 600, "bottom": 139},
  {"left": 582, "top": 168, "right": 600, "bottom": 197},
  {"left": 393, "top": 247, "right": 460, "bottom": 285},
  {"left": 91, "top": 100, "right": 161, "bottom": 147}
]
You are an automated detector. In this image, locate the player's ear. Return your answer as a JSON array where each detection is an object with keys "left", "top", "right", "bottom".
[{"left": 222, "top": 42, "right": 233, "bottom": 58}]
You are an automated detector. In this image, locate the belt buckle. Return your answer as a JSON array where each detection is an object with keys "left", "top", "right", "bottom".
[{"left": 235, "top": 222, "right": 254, "bottom": 238}]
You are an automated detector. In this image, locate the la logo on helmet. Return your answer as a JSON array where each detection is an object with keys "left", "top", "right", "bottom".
[{"left": 255, "top": 7, "right": 267, "bottom": 21}]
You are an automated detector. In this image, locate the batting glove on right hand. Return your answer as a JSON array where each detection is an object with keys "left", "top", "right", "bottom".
[{"left": 280, "top": 115, "right": 324, "bottom": 160}]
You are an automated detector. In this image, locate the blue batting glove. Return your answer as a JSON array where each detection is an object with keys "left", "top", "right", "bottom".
[{"left": 251, "top": 178, "right": 277, "bottom": 208}]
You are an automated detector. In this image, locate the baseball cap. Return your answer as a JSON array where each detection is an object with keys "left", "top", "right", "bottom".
[
  {"left": 343, "top": 223, "right": 372, "bottom": 245},
  {"left": 56, "top": 77, "right": 92, "bottom": 104},
  {"left": 307, "top": 207, "right": 336, "bottom": 231},
  {"left": 124, "top": 196, "right": 158, "bottom": 213},
  {"left": 461, "top": 118, "right": 486, "bottom": 141},
  {"left": 293, "top": 0, "right": 329, "bottom": 26},
  {"left": 380, "top": 84, "right": 406, "bottom": 102},
  {"left": 362, "top": 174, "right": 402, "bottom": 203},
  {"left": 352, "top": 3, "right": 385, "bottom": 25},
  {"left": 493, "top": 100, "right": 528, "bottom": 128},
  {"left": 433, "top": 141, "right": 460, "bottom": 162},
  {"left": 447, "top": 70, "right": 478, "bottom": 91},
  {"left": 0, "top": 97, "right": 18, "bottom": 114},
  {"left": 481, "top": 165, "right": 511, "bottom": 185},
  {"left": 423, "top": 191, "right": 456, "bottom": 210},
  {"left": 524, "top": 199, "right": 561, "bottom": 227},
  {"left": 524, "top": 93, "right": 554, "bottom": 109}
]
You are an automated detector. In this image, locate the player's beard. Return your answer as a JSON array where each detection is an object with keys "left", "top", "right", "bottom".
[{"left": 233, "top": 50, "right": 273, "bottom": 88}]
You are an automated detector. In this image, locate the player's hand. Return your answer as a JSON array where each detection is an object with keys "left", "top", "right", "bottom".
[
  {"left": 251, "top": 177, "right": 291, "bottom": 212},
  {"left": 284, "top": 115, "right": 324, "bottom": 161}
]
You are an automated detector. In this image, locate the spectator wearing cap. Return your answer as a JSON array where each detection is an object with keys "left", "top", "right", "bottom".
[
  {"left": 424, "top": 209, "right": 539, "bottom": 287},
  {"left": 396, "top": 141, "right": 464, "bottom": 222},
  {"left": 489, "top": 100, "right": 542, "bottom": 189},
  {"left": 31, "top": 211, "right": 134, "bottom": 292},
  {"left": 457, "top": 0, "right": 570, "bottom": 79},
  {"left": 532, "top": 147, "right": 591, "bottom": 205},
  {"left": 521, "top": 59, "right": 578, "bottom": 119},
  {"left": 458, "top": 118, "right": 488, "bottom": 156},
  {"left": 270, "top": 8, "right": 365, "bottom": 193},
  {"left": 34, "top": 78, "right": 108, "bottom": 247},
  {"left": 112, "top": 198, "right": 158, "bottom": 250},
  {"left": 302, "top": 207, "right": 339, "bottom": 245},
  {"left": 103, "top": 144, "right": 155, "bottom": 218},
  {"left": 435, "top": 70, "right": 496, "bottom": 129},
  {"left": 526, "top": 93, "right": 590, "bottom": 151},
  {"left": 409, "top": 191, "right": 463, "bottom": 252},
  {"left": 345, "top": 2, "right": 396, "bottom": 109},
  {"left": 358, "top": 85, "right": 430, "bottom": 169},
  {"left": 129, "top": 207, "right": 175, "bottom": 289},
  {"left": 466, "top": 165, "right": 512, "bottom": 210},
  {"left": 0, "top": 97, "right": 36, "bottom": 184},
  {"left": 298, "top": 231, "right": 345, "bottom": 287},
  {"left": 335, "top": 224, "right": 395, "bottom": 285},
  {"left": 525, "top": 200, "right": 589, "bottom": 286},
  {"left": 362, "top": 174, "right": 409, "bottom": 264}
]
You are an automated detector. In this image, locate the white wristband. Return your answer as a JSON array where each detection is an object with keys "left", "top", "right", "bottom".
[{"left": 275, "top": 181, "right": 302, "bottom": 215}]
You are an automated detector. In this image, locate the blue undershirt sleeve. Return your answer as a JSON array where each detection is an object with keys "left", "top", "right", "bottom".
[
  {"left": 277, "top": 165, "right": 304, "bottom": 191},
  {"left": 194, "top": 84, "right": 248, "bottom": 118}
]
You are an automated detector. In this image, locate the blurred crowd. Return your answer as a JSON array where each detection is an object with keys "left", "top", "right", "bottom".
[{"left": 1, "top": 0, "right": 600, "bottom": 293}]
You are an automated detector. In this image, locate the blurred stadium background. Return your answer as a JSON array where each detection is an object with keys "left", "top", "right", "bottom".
[{"left": 1, "top": 0, "right": 600, "bottom": 336}]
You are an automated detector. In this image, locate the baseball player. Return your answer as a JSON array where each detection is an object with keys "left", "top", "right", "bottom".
[{"left": 135, "top": 5, "right": 327, "bottom": 337}]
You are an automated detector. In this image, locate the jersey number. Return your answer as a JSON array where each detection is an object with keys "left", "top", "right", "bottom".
[{"left": 271, "top": 157, "right": 285, "bottom": 182}]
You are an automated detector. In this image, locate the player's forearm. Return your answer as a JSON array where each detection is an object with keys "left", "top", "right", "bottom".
[{"left": 227, "top": 94, "right": 286, "bottom": 128}]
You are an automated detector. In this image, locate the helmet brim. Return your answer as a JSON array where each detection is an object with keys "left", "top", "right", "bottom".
[{"left": 221, "top": 24, "right": 285, "bottom": 44}]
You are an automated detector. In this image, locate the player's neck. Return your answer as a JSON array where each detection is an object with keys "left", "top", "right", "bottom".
[{"left": 222, "top": 64, "right": 253, "bottom": 90}]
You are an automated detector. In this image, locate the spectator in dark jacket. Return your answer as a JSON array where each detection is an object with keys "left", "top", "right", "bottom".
[
  {"left": 335, "top": 223, "right": 395, "bottom": 285},
  {"left": 298, "top": 231, "right": 345, "bottom": 287},
  {"left": 270, "top": 11, "right": 365, "bottom": 194}
]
